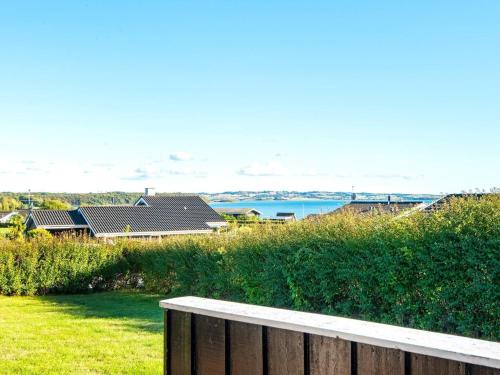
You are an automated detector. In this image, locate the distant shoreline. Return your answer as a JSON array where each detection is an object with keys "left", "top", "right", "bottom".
[
  {"left": 0, "top": 191, "right": 442, "bottom": 209},
  {"left": 209, "top": 198, "right": 435, "bottom": 219},
  {"left": 209, "top": 196, "right": 439, "bottom": 203}
]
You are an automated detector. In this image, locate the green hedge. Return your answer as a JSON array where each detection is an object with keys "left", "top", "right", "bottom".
[
  {"left": 0, "top": 196, "right": 498, "bottom": 339},
  {"left": 0, "top": 238, "right": 128, "bottom": 295}
]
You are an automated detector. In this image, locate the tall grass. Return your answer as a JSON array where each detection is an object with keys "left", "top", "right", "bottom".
[{"left": 0, "top": 195, "right": 499, "bottom": 339}]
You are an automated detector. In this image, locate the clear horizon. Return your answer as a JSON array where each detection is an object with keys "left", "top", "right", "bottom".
[{"left": 1, "top": 1, "right": 499, "bottom": 194}]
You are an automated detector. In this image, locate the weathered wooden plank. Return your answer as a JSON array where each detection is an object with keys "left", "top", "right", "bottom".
[
  {"left": 229, "top": 321, "right": 263, "bottom": 375},
  {"left": 169, "top": 310, "right": 192, "bottom": 375},
  {"left": 411, "top": 353, "right": 465, "bottom": 375},
  {"left": 164, "top": 311, "right": 169, "bottom": 375},
  {"left": 309, "top": 335, "right": 350, "bottom": 375},
  {"left": 160, "top": 297, "right": 500, "bottom": 369},
  {"left": 194, "top": 314, "right": 226, "bottom": 375},
  {"left": 357, "top": 343, "right": 404, "bottom": 375},
  {"left": 267, "top": 327, "right": 304, "bottom": 375},
  {"left": 468, "top": 365, "right": 500, "bottom": 375}
]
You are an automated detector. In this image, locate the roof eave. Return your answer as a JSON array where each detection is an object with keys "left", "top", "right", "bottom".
[
  {"left": 37, "top": 225, "right": 90, "bottom": 230},
  {"left": 206, "top": 221, "right": 228, "bottom": 228},
  {"left": 93, "top": 229, "right": 214, "bottom": 238}
]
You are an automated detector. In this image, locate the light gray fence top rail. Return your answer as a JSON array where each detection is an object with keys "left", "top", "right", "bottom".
[{"left": 160, "top": 296, "right": 500, "bottom": 369}]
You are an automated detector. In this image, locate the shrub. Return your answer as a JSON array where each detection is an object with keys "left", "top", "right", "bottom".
[
  {"left": 0, "top": 236, "right": 127, "bottom": 295},
  {"left": 26, "top": 228, "right": 52, "bottom": 240},
  {"left": 0, "top": 195, "right": 498, "bottom": 339}
]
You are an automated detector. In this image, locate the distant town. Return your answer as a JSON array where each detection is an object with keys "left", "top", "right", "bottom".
[
  {"left": 0, "top": 190, "right": 443, "bottom": 208},
  {"left": 203, "top": 190, "right": 441, "bottom": 202}
]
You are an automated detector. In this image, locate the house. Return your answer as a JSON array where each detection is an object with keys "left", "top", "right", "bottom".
[
  {"left": 336, "top": 200, "right": 425, "bottom": 214},
  {"left": 275, "top": 212, "right": 296, "bottom": 221},
  {"left": 213, "top": 207, "right": 262, "bottom": 218},
  {"left": 423, "top": 193, "right": 487, "bottom": 212},
  {"left": 25, "top": 194, "right": 227, "bottom": 237},
  {"left": 0, "top": 210, "right": 29, "bottom": 224},
  {"left": 0, "top": 211, "right": 15, "bottom": 224},
  {"left": 26, "top": 210, "right": 89, "bottom": 234}
]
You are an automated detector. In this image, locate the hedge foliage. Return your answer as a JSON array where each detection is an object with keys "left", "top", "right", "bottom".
[
  {"left": 0, "top": 238, "right": 128, "bottom": 295},
  {"left": 0, "top": 196, "right": 499, "bottom": 339}
]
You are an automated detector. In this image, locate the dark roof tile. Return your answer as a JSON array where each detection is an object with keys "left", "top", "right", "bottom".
[
  {"left": 30, "top": 210, "right": 88, "bottom": 227},
  {"left": 338, "top": 201, "right": 423, "bottom": 214},
  {"left": 80, "top": 206, "right": 222, "bottom": 235},
  {"left": 214, "top": 208, "right": 262, "bottom": 215},
  {"left": 137, "top": 195, "right": 223, "bottom": 222},
  {"left": 81, "top": 196, "right": 225, "bottom": 236}
]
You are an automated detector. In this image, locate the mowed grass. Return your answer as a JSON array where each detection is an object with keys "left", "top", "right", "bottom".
[{"left": 0, "top": 291, "right": 163, "bottom": 374}]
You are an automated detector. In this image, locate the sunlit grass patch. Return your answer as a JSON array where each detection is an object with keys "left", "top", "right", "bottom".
[{"left": 0, "top": 291, "right": 163, "bottom": 374}]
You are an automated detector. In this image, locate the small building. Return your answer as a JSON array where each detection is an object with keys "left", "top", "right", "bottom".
[
  {"left": 0, "top": 211, "right": 16, "bottom": 224},
  {"left": 423, "top": 193, "right": 487, "bottom": 212},
  {"left": 214, "top": 208, "right": 262, "bottom": 218},
  {"left": 337, "top": 200, "right": 425, "bottom": 215},
  {"left": 275, "top": 212, "right": 296, "bottom": 221},
  {"left": 25, "top": 194, "right": 227, "bottom": 237},
  {"left": 0, "top": 210, "right": 29, "bottom": 225},
  {"left": 25, "top": 210, "right": 89, "bottom": 234}
]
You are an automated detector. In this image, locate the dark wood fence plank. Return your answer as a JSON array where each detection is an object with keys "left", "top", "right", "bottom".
[
  {"left": 267, "top": 327, "right": 304, "bottom": 375},
  {"left": 411, "top": 353, "right": 465, "bottom": 375},
  {"left": 309, "top": 335, "right": 350, "bottom": 375},
  {"left": 468, "top": 365, "right": 500, "bottom": 375},
  {"left": 357, "top": 343, "right": 404, "bottom": 375},
  {"left": 195, "top": 315, "right": 226, "bottom": 375},
  {"left": 164, "top": 311, "right": 169, "bottom": 375},
  {"left": 169, "top": 310, "right": 192, "bottom": 375},
  {"left": 229, "top": 321, "right": 263, "bottom": 375}
]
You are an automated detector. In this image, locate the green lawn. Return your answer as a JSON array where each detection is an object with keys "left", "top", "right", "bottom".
[{"left": 0, "top": 291, "right": 164, "bottom": 374}]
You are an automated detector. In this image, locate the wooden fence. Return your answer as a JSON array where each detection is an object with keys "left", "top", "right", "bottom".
[{"left": 160, "top": 297, "right": 500, "bottom": 375}]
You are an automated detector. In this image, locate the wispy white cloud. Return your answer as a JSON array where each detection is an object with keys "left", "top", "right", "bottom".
[
  {"left": 167, "top": 169, "right": 208, "bottom": 177},
  {"left": 1, "top": 161, "right": 48, "bottom": 175},
  {"left": 92, "top": 162, "right": 115, "bottom": 168},
  {"left": 364, "top": 173, "right": 423, "bottom": 180},
  {"left": 237, "top": 161, "right": 335, "bottom": 178},
  {"left": 169, "top": 152, "right": 192, "bottom": 162},
  {"left": 122, "top": 164, "right": 206, "bottom": 180},
  {"left": 122, "top": 167, "right": 153, "bottom": 181},
  {"left": 25, "top": 166, "right": 42, "bottom": 172},
  {"left": 296, "top": 171, "right": 330, "bottom": 177},
  {"left": 237, "top": 161, "right": 287, "bottom": 176}
]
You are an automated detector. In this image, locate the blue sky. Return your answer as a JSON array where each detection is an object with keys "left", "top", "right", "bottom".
[{"left": 0, "top": 1, "right": 499, "bottom": 194}]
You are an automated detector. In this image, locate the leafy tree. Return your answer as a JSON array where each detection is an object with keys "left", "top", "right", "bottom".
[
  {"left": 40, "top": 199, "right": 71, "bottom": 210},
  {"left": 7, "top": 215, "right": 26, "bottom": 240},
  {"left": 0, "top": 197, "right": 21, "bottom": 211}
]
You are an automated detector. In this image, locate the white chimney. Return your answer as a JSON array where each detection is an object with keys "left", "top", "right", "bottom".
[{"left": 145, "top": 187, "right": 156, "bottom": 196}]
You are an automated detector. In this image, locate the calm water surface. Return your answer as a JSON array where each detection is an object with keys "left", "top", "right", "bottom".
[{"left": 210, "top": 200, "right": 348, "bottom": 219}]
